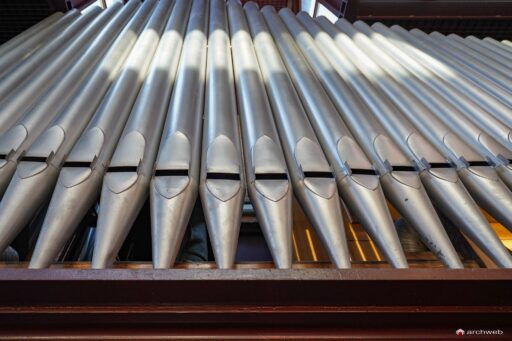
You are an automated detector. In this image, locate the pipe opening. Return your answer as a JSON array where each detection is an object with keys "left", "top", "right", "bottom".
[
  {"left": 155, "top": 169, "right": 189, "bottom": 177},
  {"left": 107, "top": 166, "right": 138, "bottom": 173},
  {"left": 0, "top": 154, "right": 6, "bottom": 160},
  {"left": 391, "top": 165, "right": 416, "bottom": 172},
  {"left": 351, "top": 168, "right": 377, "bottom": 175},
  {"left": 63, "top": 161, "right": 92, "bottom": 168},
  {"left": 429, "top": 162, "right": 453, "bottom": 169},
  {"left": 468, "top": 161, "right": 491, "bottom": 167},
  {"left": 20, "top": 156, "right": 47, "bottom": 163},
  {"left": 255, "top": 173, "right": 288, "bottom": 180},
  {"left": 303, "top": 171, "right": 334, "bottom": 178},
  {"left": 207, "top": 172, "right": 240, "bottom": 180}
]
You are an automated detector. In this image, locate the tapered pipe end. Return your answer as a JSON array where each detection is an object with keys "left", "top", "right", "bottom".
[
  {"left": 200, "top": 181, "right": 245, "bottom": 269},
  {"left": 421, "top": 168, "right": 512, "bottom": 268},
  {"left": 459, "top": 166, "right": 512, "bottom": 232},
  {"left": 91, "top": 174, "right": 148, "bottom": 269},
  {"left": 381, "top": 171, "right": 463, "bottom": 269},
  {"left": 0, "top": 162, "right": 58, "bottom": 254},
  {"left": 29, "top": 169, "right": 101, "bottom": 269},
  {"left": 151, "top": 177, "right": 198, "bottom": 269},
  {"left": 297, "top": 179, "right": 351, "bottom": 269},
  {"left": 249, "top": 182, "right": 293, "bottom": 269},
  {"left": 339, "top": 174, "right": 408, "bottom": 268}
]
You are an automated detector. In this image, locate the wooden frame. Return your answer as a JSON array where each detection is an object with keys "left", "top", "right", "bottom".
[{"left": 0, "top": 266, "right": 511, "bottom": 338}]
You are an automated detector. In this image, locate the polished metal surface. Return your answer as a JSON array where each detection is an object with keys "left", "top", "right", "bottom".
[
  {"left": 350, "top": 21, "right": 512, "bottom": 151},
  {"left": 246, "top": 3, "right": 350, "bottom": 268},
  {"left": 0, "top": 12, "right": 63, "bottom": 58},
  {"left": 30, "top": 0, "right": 172, "bottom": 269},
  {"left": 0, "top": 0, "right": 158, "bottom": 257},
  {"left": 149, "top": 0, "right": 208, "bottom": 269},
  {"left": 228, "top": 0, "right": 293, "bottom": 269},
  {"left": 90, "top": 0, "right": 191, "bottom": 269},
  {"left": 0, "top": 2, "right": 134, "bottom": 135},
  {"left": 0, "top": 10, "right": 80, "bottom": 80},
  {"left": 261, "top": 6, "right": 407, "bottom": 268},
  {"left": 0, "top": 2, "right": 510, "bottom": 269},
  {"left": 288, "top": 10, "right": 463, "bottom": 268},
  {"left": 320, "top": 18, "right": 511, "bottom": 267},
  {"left": 395, "top": 27, "right": 512, "bottom": 108},
  {"left": 200, "top": 0, "right": 245, "bottom": 269},
  {"left": 0, "top": 6, "right": 103, "bottom": 101}
]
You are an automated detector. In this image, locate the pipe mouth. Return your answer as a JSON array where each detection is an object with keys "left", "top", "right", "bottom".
[
  {"left": 107, "top": 166, "right": 138, "bottom": 173},
  {"left": 63, "top": 161, "right": 93, "bottom": 168},
  {"left": 350, "top": 168, "right": 377, "bottom": 175},
  {"left": 255, "top": 172, "right": 288, "bottom": 180},
  {"left": 155, "top": 169, "right": 189, "bottom": 177},
  {"left": 206, "top": 172, "right": 240, "bottom": 180}
]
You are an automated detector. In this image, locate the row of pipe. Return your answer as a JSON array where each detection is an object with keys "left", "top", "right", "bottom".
[{"left": 0, "top": 0, "right": 510, "bottom": 269}]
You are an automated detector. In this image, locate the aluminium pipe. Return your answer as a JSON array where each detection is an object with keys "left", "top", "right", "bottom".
[
  {"left": 285, "top": 10, "right": 463, "bottom": 268},
  {"left": 466, "top": 36, "right": 512, "bottom": 62},
  {"left": 90, "top": 0, "right": 192, "bottom": 269},
  {"left": 350, "top": 21, "right": 512, "bottom": 153},
  {"left": 502, "top": 40, "right": 512, "bottom": 48},
  {"left": 0, "top": 1, "right": 140, "bottom": 197},
  {"left": 372, "top": 23, "right": 512, "bottom": 129},
  {"left": 148, "top": 0, "right": 208, "bottom": 270},
  {"left": 29, "top": 0, "right": 173, "bottom": 269},
  {"left": 0, "top": 6, "right": 103, "bottom": 101},
  {"left": 199, "top": 0, "right": 246, "bottom": 269},
  {"left": 317, "top": 18, "right": 511, "bottom": 267},
  {"left": 228, "top": 0, "right": 293, "bottom": 269},
  {"left": 0, "top": 12, "right": 63, "bottom": 57},
  {"left": 375, "top": 24, "right": 512, "bottom": 127},
  {"left": 392, "top": 27, "right": 512, "bottom": 108},
  {"left": 484, "top": 37, "right": 512, "bottom": 55},
  {"left": 448, "top": 34, "right": 512, "bottom": 71},
  {"left": 330, "top": 20, "right": 512, "bottom": 193},
  {"left": 0, "top": 9, "right": 81, "bottom": 79},
  {"left": 262, "top": 6, "right": 407, "bottom": 268},
  {"left": 0, "top": 2, "right": 126, "bottom": 134},
  {"left": 246, "top": 3, "right": 350, "bottom": 268},
  {"left": 314, "top": 19, "right": 512, "bottom": 233},
  {"left": 427, "top": 31, "right": 512, "bottom": 91},
  {"left": 0, "top": 0, "right": 158, "bottom": 256}
]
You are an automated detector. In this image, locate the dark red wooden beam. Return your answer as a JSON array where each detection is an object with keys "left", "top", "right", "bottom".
[{"left": 0, "top": 268, "right": 510, "bottom": 338}]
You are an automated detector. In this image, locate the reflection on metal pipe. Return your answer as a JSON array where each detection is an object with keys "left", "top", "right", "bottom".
[
  {"left": 228, "top": 0, "right": 293, "bottom": 269},
  {"left": 395, "top": 27, "right": 512, "bottom": 109},
  {"left": 323, "top": 18, "right": 511, "bottom": 268},
  {"left": 0, "top": 1, "right": 140, "bottom": 197},
  {"left": 30, "top": 0, "right": 172, "bottom": 269},
  {"left": 200, "top": 0, "right": 246, "bottom": 269},
  {"left": 0, "top": 12, "right": 63, "bottom": 57},
  {"left": 91, "top": 0, "right": 191, "bottom": 269},
  {"left": 0, "top": 10, "right": 80, "bottom": 79},
  {"left": 0, "top": 6, "right": 103, "bottom": 101},
  {"left": 149, "top": 0, "right": 208, "bottom": 270},
  {"left": 246, "top": 3, "right": 350, "bottom": 268},
  {"left": 321, "top": 21, "right": 512, "bottom": 233},
  {"left": 288, "top": 11, "right": 462, "bottom": 268},
  {"left": 332, "top": 20, "right": 512, "bottom": 194},
  {"left": 371, "top": 23, "right": 512, "bottom": 130},
  {"left": 465, "top": 36, "right": 512, "bottom": 64},
  {"left": 0, "top": 2, "right": 135, "bottom": 135},
  {"left": 0, "top": 0, "right": 158, "bottom": 257},
  {"left": 428, "top": 31, "right": 512, "bottom": 91},
  {"left": 448, "top": 34, "right": 512, "bottom": 71},
  {"left": 261, "top": 6, "right": 407, "bottom": 268},
  {"left": 351, "top": 21, "right": 512, "bottom": 151}
]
